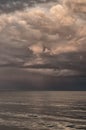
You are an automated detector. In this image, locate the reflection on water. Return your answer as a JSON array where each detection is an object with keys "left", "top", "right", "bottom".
[{"left": 0, "top": 91, "right": 86, "bottom": 130}]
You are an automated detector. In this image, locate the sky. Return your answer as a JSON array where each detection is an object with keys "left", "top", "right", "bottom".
[{"left": 0, "top": 0, "right": 86, "bottom": 90}]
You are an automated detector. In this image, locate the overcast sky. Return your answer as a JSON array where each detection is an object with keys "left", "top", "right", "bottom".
[{"left": 0, "top": 0, "right": 86, "bottom": 90}]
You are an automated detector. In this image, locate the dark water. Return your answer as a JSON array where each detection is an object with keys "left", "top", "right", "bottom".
[{"left": 0, "top": 91, "right": 86, "bottom": 130}]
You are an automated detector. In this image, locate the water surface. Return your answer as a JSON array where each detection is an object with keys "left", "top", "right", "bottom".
[{"left": 0, "top": 91, "right": 86, "bottom": 130}]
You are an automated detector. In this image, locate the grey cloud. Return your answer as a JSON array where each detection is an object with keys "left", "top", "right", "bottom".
[
  {"left": 25, "top": 51, "right": 86, "bottom": 76},
  {"left": 0, "top": 67, "right": 86, "bottom": 90},
  {"left": 0, "top": 0, "right": 86, "bottom": 77},
  {"left": 0, "top": 0, "right": 58, "bottom": 13}
]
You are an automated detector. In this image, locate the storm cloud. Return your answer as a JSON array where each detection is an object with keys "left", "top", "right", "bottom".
[{"left": 0, "top": 0, "right": 86, "bottom": 88}]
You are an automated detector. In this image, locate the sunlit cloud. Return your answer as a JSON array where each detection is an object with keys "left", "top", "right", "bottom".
[{"left": 0, "top": 0, "right": 86, "bottom": 76}]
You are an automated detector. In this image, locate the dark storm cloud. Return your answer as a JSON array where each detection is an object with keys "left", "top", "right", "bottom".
[
  {"left": 0, "top": 0, "right": 86, "bottom": 79},
  {"left": 0, "top": 68, "right": 86, "bottom": 90}
]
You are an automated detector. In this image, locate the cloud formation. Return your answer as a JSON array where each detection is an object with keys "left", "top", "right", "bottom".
[
  {"left": 0, "top": 0, "right": 86, "bottom": 76},
  {"left": 0, "top": 0, "right": 58, "bottom": 13}
]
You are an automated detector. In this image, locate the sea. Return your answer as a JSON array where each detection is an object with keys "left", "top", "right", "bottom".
[{"left": 0, "top": 91, "right": 86, "bottom": 130}]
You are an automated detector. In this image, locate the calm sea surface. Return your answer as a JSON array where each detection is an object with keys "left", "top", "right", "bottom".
[{"left": 0, "top": 91, "right": 86, "bottom": 130}]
